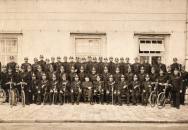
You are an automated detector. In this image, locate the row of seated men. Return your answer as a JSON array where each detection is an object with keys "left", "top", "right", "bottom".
[{"left": 0, "top": 55, "right": 188, "bottom": 109}]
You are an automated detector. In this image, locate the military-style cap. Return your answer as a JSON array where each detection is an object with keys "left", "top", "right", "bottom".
[
  {"left": 109, "top": 57, "right": 113, "bottom": 59},
  {"left": 120, "top": 57, "right": 124, "bottom": 60},
  {"left": 40, "top": 55, "right": 44, "bottom": 58},
  {"left": 9, "top": 56, "right": 14, "bottom": 60},
  {"left": 99, "top": 57, "right": 103, "bottom": 60},
  {"left": 88, "top": 56, "right": 92, "bottom": 58},
  {"left": 115, "top": 57, "right": 119, "bottom": 60},
  {"left": 69, "top": 56, "right": 73, "bottom": 59},
  {"left": 57, "top": 56, "right": 61, "bottom": 59},
  {"left": 125, "top": 57, "right": 129, "bottom": 60},
  {"left": 93, "top": 57, "right": 97, "bottom": 60},
  {"left": 24, "top": 57, "right": 28, "bottom": 60},
  {"left": 51, "top": 57, "right": 55, "bottom": 60},
  {"left": 63, "top": 56, "right": 67, "bottom": 59},
  {"left": 104, "top": 57, "right": 108, "bottom": 61},
  {"left": 82, "top": 57, "right": 86, "bottom": 60},
  {"left": 173, "top": 57, "right": 178, "bottom": 61}
]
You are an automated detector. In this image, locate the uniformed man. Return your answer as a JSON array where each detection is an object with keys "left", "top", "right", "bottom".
[
  {"left": 40, "top": 73, "right": 50, "bottom": 105},
  {"left": 78, "top": 65, "right": 86, "bottom": 82},
  {"left": 157, "top": 69, "right": 168, "bottom": 93},
  {"left": 97, "top": 57, "right": 104, "bottom": 74},
  {"left": 180, "top": 66, "right": 188, "bottom": 105},
  {"left": 108, "top": 57, "right": 115, "bottom": 74},
  {"left": 49, "top": 73, "right": 59, "bottom": 105},
  {"left": 59, "top": 74, "right": 70, "bottom": 105},
  {"left": 92, "top": 57, "right": 98, "bottom": 70},
  {"left": 89, "top": 67, "right": 98, "bottom": 83},
  {"left": 82, "top": 76, "right": 93, "bottom": 104},
  {"left": 62, "top": 56, "right": 69, "bottom": 73},
  {"left": 119, "top": 57, "right": 125, "bottom": 74},
  {"left": 36, "top": 65, "right": 43, "bottom": 81},
  {"left": 50, "top": 57, "right": 56, "bottom": 71},
  {"left": 130, "top": 74, "right": 141, "bottom": 105},
  {"left": 68, "top": 56, "right": 75, "bottom": 73},
  {"left": 7, "top": 56, "right": 17, "bottom": 73},
  {"left": 142, "top": 59, "right": 151, "bottom": 74},
  {"left": 21, "top": 57, "right": 31, "bottom": 72},
  {"left": 86, "top": 56, "right": 93, "bottom": 74},
  {"left": 75, "top": 57, "right": 81, "bottom": 73},
  {"left": 170, "top": 68, "right": 182, "bottom": 109},
  {"left": 68, "top": 66, "right": 77, "bottom": 82},
  {"left": 0, "top": 65, "right": 8, "bottom": 102},
  {"left": 125, "top": 66, "right": 134, "bottom": 85},
  {"left": 31, "top": 73, "right": 39, "bottom": 104},
  {"left": 153, "top": 57, "right": 167, "bottom": 73},
  {"left": 101, "top": 66, "right": 110, "bottom": 103},
  {"left": 56, "top": 65, "right": 66, "bottom": 82},
  {"left": 32, "top": 57, "right": 39, "bottom": 74},
  {"left": 44, "top": 58, "right": 51, "bottom": 72},
  {"left": 132, "top": 57, "right": 141, "bottom": 74},
  {"left": 93, "top": 75, "right": 104, "bottom": 104},
  {"left": 118, "top": 75, "right": 130, "bottom": 105},
  {"left": 170, "top": 58, "right": 182, "bottom": 72},
  {"left": 38, "top": 55, "right": 46, "bottom": 71},
  {"left": 55, "top": 56, "right": 62, "bottom": 72},
  {"left": 106, "top": 75, "right": 115, "bottom": 104},
  {"left": 114, "top": 57, "right": 120, "bottom": 69},
  {"left": 70, "top": 74, "right": 82, "bottom": 105},
  {"left": 142, "top": 74, "right": 152, "bottom": 105},
  {"left": 113, "top": 67, "right": 121, "bottom": 83},
  {"left": 124, "top": 57, "right": 131, "bottom": 74}
]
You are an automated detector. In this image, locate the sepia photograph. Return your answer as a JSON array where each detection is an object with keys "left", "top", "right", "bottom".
[{"left": 0, "top": 0, "right": 188, "bottom": 130}]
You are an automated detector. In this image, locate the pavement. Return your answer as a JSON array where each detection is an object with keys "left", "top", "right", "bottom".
[{"left": 0, "top": 103, "right": 188, "bottom": 123}]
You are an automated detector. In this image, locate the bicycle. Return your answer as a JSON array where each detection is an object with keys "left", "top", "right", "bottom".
[
  {"left": 0, "top": 84, "right": 6, "bottom": 104},
  {"left": 17, "top": 79, "right": 27, "bottom": 107},
  {"left": 6, "top": 78, "right": 17, "bottom": 107},
  {"left": 148, "top": 82, "right": 159, "bottom": 107},
  {"left": 157, "top": 83, "right": 172, "bottom": 109}
]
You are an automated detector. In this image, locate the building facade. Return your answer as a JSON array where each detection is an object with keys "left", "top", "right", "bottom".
[{"left": 0, "top": 0, "right": 188, "bottom": 69}]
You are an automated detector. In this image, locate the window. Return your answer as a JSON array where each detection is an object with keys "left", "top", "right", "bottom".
[
  {"left": 0, "top": 35, "right": 19, "bottom": 65},
  {"left": 139, "top": 38, "right": 165, "bottom": 64},
  {"left": 71, "top": 33, "right": 106, "bottom": 57}
]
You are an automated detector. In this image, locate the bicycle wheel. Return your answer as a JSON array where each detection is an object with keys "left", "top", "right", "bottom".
[
  {"left": 157, "top": 92, "right": 166, "bottom": 109},
  {"left": 14, "top": 88, "right": 19, "bottom": 104},
  {"left": 9, "top": 90, "right": 15, "bottom": 107},
  {"left": 0, "top": 89, "right": 6, "bottom": 104},
  {"left": 149, "top": 91, "right": 157, "bottom": 107},
  {"left": 21, "top": 90, "right": 25, "bottom": 107}
]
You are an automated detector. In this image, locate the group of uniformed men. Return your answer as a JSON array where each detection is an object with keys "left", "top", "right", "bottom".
[{"left": 0, "top": 55, "right": 188, "bottom": 109}]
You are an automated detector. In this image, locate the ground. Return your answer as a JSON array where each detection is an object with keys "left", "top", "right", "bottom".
[{"left": 0, "top": 103, "right": 188, "bottom": 130}]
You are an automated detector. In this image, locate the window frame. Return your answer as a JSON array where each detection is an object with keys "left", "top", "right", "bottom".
[
  {"left": 0, "top": 33, "right": 22, "bottom": 65},
  {"left": 70, "top": 33, "right": 107, "bottom": 58}
]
